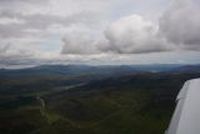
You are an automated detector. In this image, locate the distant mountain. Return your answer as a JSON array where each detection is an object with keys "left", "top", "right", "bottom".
[
  {"left": 0, "top": 65, "right": 138, "bottom": 78},
  {"left": 168, "top": 65, "right": 200, "bottom": 73},
  {"left": 0, "top": 64, "right": 199, "bottom": 78}
]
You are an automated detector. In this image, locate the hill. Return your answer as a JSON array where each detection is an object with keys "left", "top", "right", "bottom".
[{"left": 0, "top": 64, "right": 200, "bottom": 134}]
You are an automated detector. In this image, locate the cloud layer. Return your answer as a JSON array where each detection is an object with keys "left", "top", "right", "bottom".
[
  {"left": 0, "top": 0, "right": 200, "bottom": 67},
  {"left": 62, "top": 0, "right": 200, "bottom": 55},
  {"left": 160, "top": 0, "right": 200, "bottom": 50}
]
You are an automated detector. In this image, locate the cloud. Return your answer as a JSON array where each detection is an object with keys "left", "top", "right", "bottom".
[
  {"left": 0, "top": 0, "right": 116, "bottom": 66},
  {"left": 61, "top": 0, "right": 200, "bottom": 55},
  {"left": 61, "top": 15, "right": 172, "bottom": 55},
  {"left": 0, "top": 17, "right": 25, "bottom": 25},
  {"left": 159, "top": 0, "right": 200, "bottom": 50},
  {"left": 61, "top": 24, "right": 108, "bottom": 55},
  {"left": 1, "top": 0, "right": 170, "bottom": 56},
  {"left": 104, "top": 15, "right": 170, "bottom": 54},
  {"left": 0, "top": 0, "right": 200, "bottom": 67},
  {"left": 102, "top": 0, "right": 200, "bottom": 54}
]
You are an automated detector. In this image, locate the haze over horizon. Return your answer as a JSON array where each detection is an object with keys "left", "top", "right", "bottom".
[{"left": 0, "top": 0, "right": 200, "bottom": 68}]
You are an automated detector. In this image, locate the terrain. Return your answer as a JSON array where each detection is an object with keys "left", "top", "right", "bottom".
[{"left": 0, "top": 64, "right": 200, "bottom": 134}]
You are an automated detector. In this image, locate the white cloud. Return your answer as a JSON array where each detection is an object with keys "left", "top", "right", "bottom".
[{"left": 104, "top": 15, "right": 170, "bottom": 54}]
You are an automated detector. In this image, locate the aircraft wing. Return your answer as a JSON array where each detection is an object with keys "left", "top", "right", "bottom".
[{"left": 166, "top": 78, "right": 200, "bottom": 134}]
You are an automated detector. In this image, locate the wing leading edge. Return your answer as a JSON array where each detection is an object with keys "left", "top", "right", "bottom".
[{"left": 166, "top": 78, "right": 200, "bottom": 134}]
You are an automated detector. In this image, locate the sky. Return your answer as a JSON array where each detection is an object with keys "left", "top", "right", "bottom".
[{"left": 0, "top": 0, "right": 200, "bottom": 68}]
